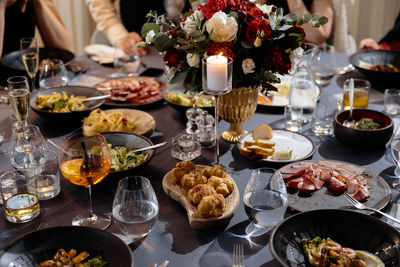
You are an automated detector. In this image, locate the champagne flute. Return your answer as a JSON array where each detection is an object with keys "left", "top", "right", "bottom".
[
  {"left": 59, "top": 132, "right": 111, "bottom": 229},
  {"left": 7, "top": 76, "right": 30, "bottom": 129},
  {"left": 20, "top": 37, "right": 39, "bottom": 91},
  {"left": 243, "top": 168, "right": 288, "bottom": 235}
]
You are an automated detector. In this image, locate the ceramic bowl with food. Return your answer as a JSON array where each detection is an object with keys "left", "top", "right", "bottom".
[
  {"left": 270, "top": 209, "right": 400, "bottom": 267},
  {"left": 349, "top": 50, "right": 400, "bottom": 82},
  {"left": 102, "top": 132, "right": 155, "bottom": 177},
  {"left": 30, "top": 86, "right": 105, "bottom": 120},
  {"left": 0, "top": 226, "right": 133, "bottom": 267},
  {"left": 334, "top": 109, "right": 393, "bottom": 147}
]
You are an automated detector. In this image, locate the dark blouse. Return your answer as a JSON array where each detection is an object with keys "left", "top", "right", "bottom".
[
  {"left": 3, "top": 1, "right": 35, "bottom": 55},
  {"left": 267, "top": 0, "right": 313, "bottom": 14}
]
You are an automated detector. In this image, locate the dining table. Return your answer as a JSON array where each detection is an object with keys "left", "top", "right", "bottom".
[{"left": 0, "top": 47, "right": 399, "bottom": 267}]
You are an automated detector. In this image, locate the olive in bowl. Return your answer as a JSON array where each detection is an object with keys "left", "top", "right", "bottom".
[{"left": 333, "top": 109, "right": 394, "bottom": 147}]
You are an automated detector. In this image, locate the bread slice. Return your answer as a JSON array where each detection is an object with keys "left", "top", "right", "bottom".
[
  {"left": 252, "top": 124, "right": 273, "bottom": 140},
  {"left": 239, "top": 146, "right": 254, "bottom": 157},
  {"left": 247, "top": 145, "right": 274, "bottom": 157},
  {"left": 243, "top": 140, "right": 257, "bottom": 147},
  {"left": 255, "top": 139, "right": 276, "bottom": 148}
]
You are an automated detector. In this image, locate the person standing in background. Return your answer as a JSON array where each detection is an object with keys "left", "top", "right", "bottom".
[
  {"left": 86, "top": 0, "right": 187, "bottom": 56},
  {"left": 0, "top": 0, "right": 72, "bottom": 57}
]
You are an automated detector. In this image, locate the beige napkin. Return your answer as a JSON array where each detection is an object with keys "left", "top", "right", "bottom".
[{"left": 83, "top": 44, "right": 119, "bottom": 64}]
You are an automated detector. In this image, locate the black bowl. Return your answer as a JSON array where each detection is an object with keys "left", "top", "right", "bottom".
[
  {"left": 270, "top": 209, "right": 400, "bottom": 267},
  {"left": 0, "top": 226, "right": 133, "bottom": 266},
  {"left": 349, "top": 50, "right": 400, "bottom": 83},
  {"left": 1, "top": 47, "right": 75, "bottom": 72},
  {"left": 30, "top": 86, "right": 105, "bottom": 120},
  {"left": 163, "top": 83, "right": 215, "bottom": 114},
  {"left": 334, "top": 109, "right": 394, "bottom": 147},
  {"left": 102, "top": 132, "right": 155, "bottom": 177}
]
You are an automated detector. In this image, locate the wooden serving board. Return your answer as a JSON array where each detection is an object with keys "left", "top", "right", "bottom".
[
  {"left": 162, "top": 165, "right": 240, "bottom": 230},
  {"left": 83, "top": 108, "right": 156, "bottom": 137}
]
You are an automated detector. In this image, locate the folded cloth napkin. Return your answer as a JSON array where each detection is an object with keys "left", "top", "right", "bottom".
[{"left": 83, "top": 44, "right": 120, "bottom": 64}]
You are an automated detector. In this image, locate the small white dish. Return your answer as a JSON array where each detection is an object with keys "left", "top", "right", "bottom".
[{"left": 238, "top": 129, "right": 316, "bottom": 163}]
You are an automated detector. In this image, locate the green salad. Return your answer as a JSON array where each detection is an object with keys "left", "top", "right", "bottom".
[{"left": 109, "top": 145, "right": 149, "bottom": 172}]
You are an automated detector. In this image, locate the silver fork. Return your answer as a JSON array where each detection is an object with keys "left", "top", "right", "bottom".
[
  {"left": 344, "top": 193, "right": 400, "bottom": 224},
  {"left": 36, "top": 221, "right": 48, "bottom": 231},
  {"left": 232, "top": 244, "right": 244, "bottom": 267}
]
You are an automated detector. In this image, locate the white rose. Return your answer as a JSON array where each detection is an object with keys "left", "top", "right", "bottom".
[
  {"left": 256, "top": 4, "right": 275, "bottom": 16},
  {"left": 289, "top": 47, "right": 303, "bottom": 74},
  {"left": 145, "top": 30, "right": 156, "bottom": 43},
  {"left": 205, "top": 11, "right": 238, "bottom": 42},
  {"left": 186, "top": 53, "right": 200, "bottom": 67},
  {"left": 182, "top": 10, "right": 204, "bottom": 35},
  {"left": 242, "top": 58, "right": 255, "bottom": 75}
]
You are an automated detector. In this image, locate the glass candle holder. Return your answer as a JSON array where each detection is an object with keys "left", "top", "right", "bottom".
[{"left": 202, "top": 56, "right": 233, "bottom": 164}]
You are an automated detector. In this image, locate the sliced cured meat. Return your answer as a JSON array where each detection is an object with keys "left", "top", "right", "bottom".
[
  {"left": 287, "top": 177, "right": 303, "bottom": 189},
  {"left": 283, "top": 169, "right": 306, "bottom": 182},
  {"left": 319, "top": 169, "right": 332, "bottom": 182},
  {"left": 314, "top": 178, "right": 325, "bottom": 190},
  {"left": 327, "top": 177, "right": 347, "bottom": 191},
  {"left": 298, "top": 177, "right": 316, "bottom": 192},
  {"left": 317, "top": 160, "right": 344, "bottom": 170},
  {"left": 280, "top": 166, "right": 306, "bottom": 174},
  {"left": 351, "top": 184, "right": 370, "bottom": 202}
]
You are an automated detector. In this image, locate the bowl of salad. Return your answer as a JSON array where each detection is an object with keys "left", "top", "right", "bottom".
[
  {"left": 163, "top": 83, "right": 215, "bottom": 113},
  {"left": 102, "top": 132, "right": 155, "bottom": 176},
  {"left": 334, "top": 108, "right": 394, "bottom": 147}
]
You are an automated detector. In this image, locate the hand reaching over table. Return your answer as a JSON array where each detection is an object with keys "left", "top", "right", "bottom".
[{"left": 117, "top": 32, "right": 147, "bottom": 57}]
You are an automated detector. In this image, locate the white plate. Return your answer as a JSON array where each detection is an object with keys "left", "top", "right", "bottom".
[
  {"left": 238, "top": 130, "right": 316, "bottom": 163},
  {"left": 257, "top": 85, "right": 322, "bottom": 107}
]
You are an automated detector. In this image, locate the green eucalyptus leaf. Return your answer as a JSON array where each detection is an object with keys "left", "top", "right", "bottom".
[
  {"left": 153, "top": 32, "right": 174, "bottom": 52},
  {"left": 303, "top": 14, "right": 311, "bottom": 23},
  {"left": 229, "top": 11, "right": 239, "bottom": 21},
  {"left": 312, "top": 21, "right": 320, "bottom": 28},
  {"left": 189, "top": 30, "right": 202, "bottom": 38},
  {"left": 271, "top": 32, "right": 285, "bottom": 40},
  {"left": 276, "top": 8, "right": 284, "bottom": 19},
  {"left": 194, "top": 36, "right": 206, "bottom": 42},
  {"left": 319, "top": 16, "right": 328, "bottom": 25},
  {"left": 141, "top": 23, "right": 160, "bottom": 38},
  {"left": 283, "top": 13, "right": 297, "bottom": 22},
  {"left": 183, "top": 68, "right": 201, "bottom": 91},
  {"left": 312, "top": 13, "right": 321, "bottom": 20},
  {"left": 277, "top": 24, "right": 292, "bottom": 31},
  {"left": 288, "top": 33, "right": 304, "bottom": 47},
  {"left": 297, "top": 18, "right": 304, "bottom": 26},
  {"left": 179, "top": 44, "right": 192, "bottom": 50}
]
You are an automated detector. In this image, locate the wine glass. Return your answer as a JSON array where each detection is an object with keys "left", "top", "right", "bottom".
[
  {"left": 9, "top": 125, "right": 46, "bottom": 174},
  {"left": 243, "top": 168, "right": 288, "bottom": 235},
  {"left": 112, "top": 49, "right": 141, "bottom": 78},
  {"left": 39, "top": 59, "right": 69, "bottom": 89},
  {"left": 7, "top": 76, "right": 30, "bottom": 129},
  {"left": 310, "top": 44, "right": 337, "bottom": 87},
  {"left": 20, "top": 37, "right": 39, "bottom": 91},
  {"left": 112, "top": 176, "right": 159, "bottom": 243},
  {"left": 59, "top": 132, "right": 112, "bottom": 229}
]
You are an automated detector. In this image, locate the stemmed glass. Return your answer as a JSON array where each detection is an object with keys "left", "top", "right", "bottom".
[
  {"left": 112, "top": 176, "right": 159, "bottom": 243},
  {"left": 243, "top": 168, "right": 288, "bottom": 235},
  {"left": 20, "top": 37, "right": 39, "bottom": 91},
  {"left": 310, "top": 44, "right": 337, "bottom": 87},
  {"left": 7, "top": 76, "right": 30, "bottom": 129},
  {"left": 390, "top": 126, "right": 400, "bottom": 189},
  {"left": 59, "top": 132, "right": 112, "bottom": 229},
  {"left": 202, "top": 55, "right": 233, "bottom": 164}
]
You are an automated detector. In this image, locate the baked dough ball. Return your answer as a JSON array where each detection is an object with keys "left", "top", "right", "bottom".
[
  {"left": 200, "top": 166, "right": 214, "bottom": 179},
  {"left": 187, "top": 184, "right": 217, "bottom": 205},
  {"left": 180, "top": 173, "right": 207, "bottom": 190},
  {"left": 176, "top": 161, "right": 196, "bottom": 172},
  {"left": 207, "top": 176, "right": 234, "bottom": 196},
  {"left": 200, "top": 166, "right": 227, "bottom": 179},
  {"left": 197, "top": 194, "right": 226, "bottom": 217},
  {"left": 171, "top": 167, "right": 187, "bottom": 184}
]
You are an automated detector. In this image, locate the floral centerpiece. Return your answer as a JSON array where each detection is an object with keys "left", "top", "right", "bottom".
[{"left": 139, "top": 0, "right": 327, "bottom": 93}]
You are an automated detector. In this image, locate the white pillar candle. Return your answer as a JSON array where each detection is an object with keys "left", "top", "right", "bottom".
[{"left": 206, "top": 55, "right": 228, "bottom": 91}]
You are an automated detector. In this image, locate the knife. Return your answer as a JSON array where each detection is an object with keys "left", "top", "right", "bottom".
[{"left": 132, "top": 142, "right": 167, "bottom": 153}]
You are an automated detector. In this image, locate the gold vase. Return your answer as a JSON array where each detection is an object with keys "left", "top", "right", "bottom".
[{"left": 219, "top": 86, "right": 258, "bottom": 143}]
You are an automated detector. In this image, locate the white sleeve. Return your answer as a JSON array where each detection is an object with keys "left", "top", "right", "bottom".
[{"left": 85, "top": 0, "right": 128, "bottom": 45}]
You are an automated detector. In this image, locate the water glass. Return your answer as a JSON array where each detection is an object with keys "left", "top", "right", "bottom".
[
  {"left": 112, "top": 176, "right": 159, "bottom": 243},
  {"left": 284, "top": 106, "right": 303, "bottom": 132},
  {"left": 31, "top": 150, "right": 60, "bottom": 200},
  {"left": 310, "top": 44, "right": 337, "bottom": 87},
  {"left": 0, "top": 171, "right": 40, "bottom": 223},
  {"left": 243, "top": 168, "right": 288, "bottom": 231},
  {"left": 39, "top": 59, "right": 69, "bottom": 89},
  {"left": 113, "top": 49, "right": 141, "bottom": 77},
  {"left": 384, "top": 88, "right": 400, "bottom": 115},
  {"left": 311, "top": 96, "right": 338, "bottom": 136},
  {"left": 171, "top": 132, "right": 201, "bottom": 161},
  {"left": 343, "top": 78, "right": 370, "bottom": 110}
]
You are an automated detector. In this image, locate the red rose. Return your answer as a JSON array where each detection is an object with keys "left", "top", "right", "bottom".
[
  {"left": 163, "top": 48, "right": 184, "bottom": 68},
  {"left": 200, "top": 0, "right": 227, "bottom": 20},
  {"left": 206, "top": 42, "right": 235, "bottom": 58},
  {"left": 171, "top": 26, "right": 182, "bottom": 39},
  {"left": 265, "top": 47, "right": 291, "bottom": 74},
  {"left": 246, "top": 2, "right": 263, "bottom": 21},
  {"left": 245, "top": 17, "right": 271, "bottom": 45}
]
